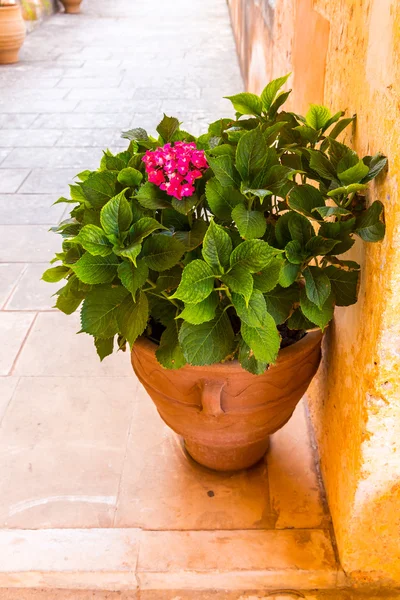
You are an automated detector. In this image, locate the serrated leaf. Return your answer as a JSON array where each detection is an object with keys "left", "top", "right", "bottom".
[
  {"left": 241, "top": 313, "right": 280, "bottom": 364},
  {"left": 42, "top": 265, "right": 70, "bottom": 283},
  {"left": 285, "top": 240, "right": 307, "bottom": 264},
  {"left": 361, "top": 153, "right": 387, "bottom": 183},
  {"left": 118, "top": 167, "right": 143, "bottom": 188},
  {"left": 207, "top": 154, "right": 239, "bottom": 188},
  {"left": 327, "top": 183, "right": 368, "bottom": 198},
  {"left": 293, "top": 125, "right": 319, "bottom": 143},
  {"left": 135, "top": 181, "right": 171, "bottom": 209},
  {"left": 253, "top": 257, "right": 284, "bottom": 292},
  {"left": 308, "top": 149, "right": 337, "bottom": 180},
  {"left": 306, "top": 104, "right": 331, "bottom": 130},
  {"left": 313, "top": 206, "right": 352, "bottom": 218},
  {"left": 287, "top": 308, "right": 316, "bottom": 330},
  {"left": 232, "top": 289, "right": 267, "bottom": 327},
  {"left": 300, "top": 288, "right": 334, "bottom": 330},
  {"left": 205, "top": 178, "right": 244, "bottom": 221},
  {"left": 288, "top": 184, "right": 325, "bottom": 219},
  {"left": 177, "top": 292, "right": 218, "bottom": 325},
  {"left": 224, "top": 92, "right": 262, "bottom": 116},
  {"left": 232, "top": 204, "right": 266, "bottom": 240},
  {"left": 179, "top": 310, "right": 234, "bottom": 366},
  {"left": 100, "top": 190, "right": 132, "bottom": 238},
  {"left": 155, "top": 321, "right": 186, "bottom": 369},
  {"left": 174, "top": 219, "right": 208, "bottom": 251},
  {"left": 130, "top": 217, "right": 166, "bottom": 244},
  {"left": 303, "top": 266, "right": 331, "bottom": 309},
  {"left": 55, "top": 292, "right": 82, "bottom": 315},
  {"left": 338, "top": 159, "right": 369, "bottom": 185},
  {"left": 171, "top": 195, "right": 198, "bottom": 215},
  {"left": 264, "top": 284, "right": 299, "bottom": 324},
  {"left": 235, "top": 127, "right": 267, "bottom": 182},
  {"left": 94, "top": 337, "right": 114, "bottom": 361},
  {"left": 278, "top": 261, "right": 300, "bottom": 287},
  {"left": 80, "top": 171, "right": 118, "bottom": 209},
  {"left": 73, "top": 224, "right": 113, "bottom": 256},
  {"left": 156, "top": 114, "right": 180, "bottom": 142},
  {"left": 142, "top": 234, "right": 185, "bottom": 271},
  {"left": 325, "top": 265, "right": 360, "bottom": 306},
  {"left": 202, "top": 220, "right": 232, "bottom": 271},
  {"left": 238, "top": 338, "right": 267, "bottom": 375},
  {"left": 261, "top": 73, "right": 290, "bottom": 111},
  {"left": 355, "top": 200, "right": 385, "bottom": 242},
  {"left": 170, "top": 260, "right": 215, "bottom": 303},
  {"left": 119, "top": 243, "right": 142, "bottom": 265},
  {"left": 80, "top": 286, "right": 129, "bottom": 338},
  {"left": 220, "top": 267, "right": 252, "bottom": 306},
  {"left": 305, "top": 235, "right": 341, "bottom": 256},
  {"left": 121, "top": 127, "right": 149, "bottom": 142},
  {"left": 118, "top": 259, "right": 149, "bottom": 296},
  {"left": 73, "top": 252, "right": 119, "bottom": 284},
  {"left": 288, "top": 212, "right": 313, "bottom": 245},
  {"left": 116, "top": 291, "right": 149, "bottom": 347},
  {"left": 230, "top": 239, "right": 281, "bottom": 272},
  {"left": 154, "top": 266, "right": 182, "bottom": 293},
  {"left": 241, "top": 188, "right": 273, "bottom": 203}
]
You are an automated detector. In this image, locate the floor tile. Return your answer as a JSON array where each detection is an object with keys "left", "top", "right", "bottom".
[
  {"left": 0, "top": 225, "right": 60, "bottom": 262},
  {"left": 0, "top": 312, "right": 36, "bottom": 376},
  {"left": 0, "top": 376, "right": 138, "bottom": 528},
  {"left": 115, "top": 384, "right": 274, "bottom": 530},
  {"left": 0, "top": 130, "right": 62, "bottom": 148},
  {"left": 13, "top": 312, "right": 133, "bottom": 377},
  {"left": 0, "top": 263, "right": 25, "bottom": 307},
  {"left": 0, "top": 376, "right": 19, "bottom": 422},
  {"left": 2, "top": 147, "right": 103, "bottom": 170},
  {"left": 32, "top": 112, "right": 134, "bottom": 129},
  {"left": 0, "top": 194, "right": 64, "bottom": 225},
  {"left": 0, "top": 169, "right": 30, "bottom": 193},
  {"left": 17, "top": 168, "right": 80, "bottom": 194},
  {"left": 4, "top": 263, "right": 56, "bottom": 311},
  {"left": 0, "top": 114, "right": 38, "bottom": 129}
]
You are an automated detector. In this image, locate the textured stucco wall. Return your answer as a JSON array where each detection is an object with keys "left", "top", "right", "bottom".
[{"left": 228, "top": 0, "right": 400, "bottom": 584}]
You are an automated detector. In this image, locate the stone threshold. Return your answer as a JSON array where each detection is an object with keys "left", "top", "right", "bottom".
[{"left": 0, "top": 528, "right": 347, "bottom": 592}]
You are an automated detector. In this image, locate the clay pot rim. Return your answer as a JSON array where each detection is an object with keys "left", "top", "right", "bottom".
[
  {"left": 0, "top": 4, "right": 21, "bottom": 11},
  {"left": 133, "top": 328, "right": 323, "bottom": 374}
]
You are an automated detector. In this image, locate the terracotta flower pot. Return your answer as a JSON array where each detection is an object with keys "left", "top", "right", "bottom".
[
  {"left": 60, "top": 0, "right": 82, "bottom": 14},
  {"left": 131, "top": 330, "right": 323, "bottom": 471},
  {"left": 0, "top": 5, "right": 26, "bottom": 65}
]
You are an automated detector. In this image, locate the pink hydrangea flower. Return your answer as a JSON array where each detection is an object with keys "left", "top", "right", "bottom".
[{"left": 142, "top": 141, "right": 208, "bottom": 200}]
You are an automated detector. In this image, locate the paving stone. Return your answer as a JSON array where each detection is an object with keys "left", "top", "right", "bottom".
[
  {"left": 0, "top": 312, "right": 35, "bottom": 376},
  {"left": 0, "top": 376, "right": 138, "bottom": 528},
  {"left": 4, "top": 264, "right": 56, "bottom": 311},
  {"left": 0, "top": 226, "right": 60, "bottom": 262},
  {"left": 0, "top": 377, "right": 19, "bottom": 422},
  {"left": 0, "top": 169, "right": 30, "bottom": 193},
  {"left": 74, "top": 100, "right": 162, "bottom": 114},
  {"left": 0, "top": 194, "right": 63, "bottom": 225},
  {"left": 13, "top": 312, "right": 133, "bottom": 377},
  {"left": 0, "top": 263, "right": 26, "bottom": 307},
  {"left": 0, "top": 114, "right": 38, "bottom": 129},
  {"left": 0, "top": 149, "right": 10, "bottom": 165},
  {"left": 18, "top": 168, "right": 82, "bottom": 194},
  {"left": 0, "top": 130, "right": 62, "bottom": 148},
  {"left": 66, "top": 88, "right": 132, "bottom": 101},
  {"left": 57, "top": 77, "right": 123, "bottom": 88},
  {"left": 32, "top": 113, "right": 133, "bottom": 129},
  {"left": 2, "top": 147, "right": 103, "bottom": 169},
  {"left": 0, "top": 100, "right": 78, "bottom": 114},
  {"left": 56, "top": 129, "right": 128, "bottom": 148}
]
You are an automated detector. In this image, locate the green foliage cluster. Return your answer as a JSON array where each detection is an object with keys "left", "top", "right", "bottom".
[{"left": 44, "top": 74, "right": 387, "bottom": 374}]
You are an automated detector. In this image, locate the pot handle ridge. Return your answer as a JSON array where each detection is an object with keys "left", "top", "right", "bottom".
[{"left": 200, "top": 379, "right": 225, "bottom": 416}]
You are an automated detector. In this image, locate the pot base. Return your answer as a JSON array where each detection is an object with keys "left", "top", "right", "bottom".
[
  {"left": 185, "top": 437, "right": 270, "bottom": 471},
  {"left": 0, "top": 49, "right": 19, "bottom": 64}
]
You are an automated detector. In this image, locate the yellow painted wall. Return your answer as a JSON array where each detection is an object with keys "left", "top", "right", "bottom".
[{"left": 228, "top": 0, "right": 400, "bottom": 584}]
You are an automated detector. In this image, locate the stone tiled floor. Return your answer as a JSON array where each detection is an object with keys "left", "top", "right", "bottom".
[{"left": 0, "top": 0, "right": 342, "bottom": 595}]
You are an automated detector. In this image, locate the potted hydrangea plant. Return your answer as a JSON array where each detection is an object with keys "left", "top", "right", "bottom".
[
  {"left": 44, "top": 75, "right": 387, "bottom": 471},
  {"left": 0, "top": 0, "right": 26, "bottom": 64}
]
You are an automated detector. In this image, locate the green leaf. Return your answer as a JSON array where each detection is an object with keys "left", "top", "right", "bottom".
[
  {"left": 170, "top": 260, "right": 215, "bottom": 303},
  {"left": 232, "top": 204, "right": 266, "bottom": 240},
  {"left": 235, "top": 127, "right": 267, "bottom": 182},
  {"left": 293, "top": 125, "right": 319, "bottom": 143},
  {"left": 224, "top": 92, "right": 262, "bottom": 116},
  {"left": 179, "top": 310, "right": 234, "bottom": 366},
  {"left": 264, "top": 284, "right": 299, "bottom": 324},
  {"left": 288, "top": 213, "right": 314, "bottom": 245},
  {"left": 207, "top": 154, "right": 239, "bottom": 188},
  {"left": 119, "top": 243, "right": 142, "bottom": 265},
  {"left": 80, "top": 171, "right": 118, "bottom": 209},
  {"left": 338, "top": 160, "right": 369, "bottom": 185},
  {"left": 268, "top": 91, "right": 291, "bottom": 117},
  {"left": 241, "top": 313, "right": 280, "bottom": 364},
  {"left": 130, "top": 217, "right": 166, "bottom": 244},
  {"left": 73, "top": 224, "right": 113, "bottom": 256},
  {"left": 288, "top": 184, "right": 325, "bottom": 219},
  {"left": 300, "top": 288, "right": 334, "bottom": 330},
  {"left": 118, "top": 259, "right": 149, "bottom": 296},
  {"left": 69, "top": 184, "right": 86, "bottom": 203},
  {"left": 232, "top": 289, "right": 267, "bottom": 327},
  {"left": 202, "top": 220, "right": 232, "bottom": 271},
  {"left": 94, "top": 337, "right": 114, "bottom": 361},
  {"left": 305, "top": 104, "right": 331, "bottom": 130},
  {"left": 327, "top": 183, "right": 368, "bottom": 198},
  {"left": 261, "top": 73, "right": 291, "bottom": 111},
  {"left": 318, "top": 219, "right": 356, "bottom": 255},
  {"left": 55, "top": 292, "right": 82, "bottom": 315},
  {"left": 305, "top": 236, "right": 340, "bottom": 256},
  {"left": 238, "top": 339, "right": 267, "bottom": 375},
  {"left": 118, "top": 168, "right": 143, "bottom": 188},
  {"left": 80, "top": 286, "right": 129, "bottom": 338},
  {"left": 287, "top": 308, "right": 316, "bottom": 330},
  {"left": 102, "top": 151, "right": 125, "bottom": 172},
  {"left": 355, "top": 200, "right": 385, "bottom": 242},
  {"left": 205, "top": 178, "right": 244, "bottom": 221},
  {"left": 42, "top": 265, "right": 70, "bottom": 283},
  {"left": 155, "top": 321, "right": 186, "bottom": 369},
  {"left": 307, "top": 149, "right": 337, "bottom": 180},
  {"left": 275, "top": 212, "right": 292, "bottom": 247},
  {"left": 135, "top": 182, "right": 171, "bottom": 210},
  {"left": 325, "top": 265, "right": 360, "bottom": 306},
  {"left": 313, "top": 206, "right": 352, "bottom": 218},
  {"left": 221, "top": 264, "right": 254, "bottom": 305},
  {"left": 156, "top": 114, "right": 180, "bottom": 142},
  {"left": 154, "top": 266, "right": 182, "bottom": 293},
  {"left": 361, "top": 153, "right": 387, "bottom": 183},
  {"left": 100, "top": 190, "right": 132, "bottom": 238},
  {"left": 303, "top": 266, "right": 331, "bottom": 309},
  {"left": 253, "top": 257, "right": 283, "bottom": 292},
  {"left": 279, "top": 261, "right": 300, "bottom": 287},
  {"left": 177, "top": 292, "right": 218, "bottom": 325},
  {"left": 241, "top": 188, "right": 273, "bottom": 203},
  {"left": 116, "top": 291, "right": 149, "bottom": 347},
  {"left": 121, "top": 127, "right": 149, "bottom": 142},
  {"left": 230, "top": 239, "right": 280, "bottom": 272},
  {"left": 174, "top": 220, "right": 208, "bottom": 251},
  {"left": 171, "top": 195, "right": 198, "bottom": 215},
  {"left": 73, "top": 252, "right": 119, "bottom": 284},
  {"left": 285, "top": 240, "right": 307, "bottom": 264},
  {"left": 142, "top": 234, "right": 185, "bottom": 271}
]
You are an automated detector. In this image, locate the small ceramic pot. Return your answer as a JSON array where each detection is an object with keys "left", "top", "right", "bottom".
[
  {"left": 0, "top": 5, "right": 26, "bottom": 65},
  {"left": 131, "top": 330, "right": 323, "bottom": 471},
  {"left": 59, "top": 0, "right": 82, "bottom": 14}
]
